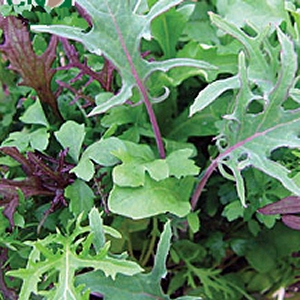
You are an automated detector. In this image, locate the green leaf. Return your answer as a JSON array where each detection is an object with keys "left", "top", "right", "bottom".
[
  {"left": 72, "top": 137, "right": 126, "bottom": 181},
  {"left": 89, "top": 207, "right": 105, "bottom": 252},
  {"left": 166, "top": 149, "right": 199, "bottom": 178},
  {"left": 216, "top": 0, "right": 289, "bottom": 32},
  {"left": 187, "top": 211, "right": 200, "bottom": 233},
  {"left": 151, "top": 4, "right": 194, "bottom": 58},
  {"left": 32, "top": 0, "right": 215, "bottom": 115},
  {"left": 65, "top": 179, "right": 95, "bottom": 217},
  {"left": 193, "top": 23, "right": 300, "bottom": 207},
  {"left": 29, "top": 128, "right": 49, "bottom": 151},
  {"left": 108, "top": 175, "right": 193, "bottom": 219},
  {"left": 112, "top": 141, "right": 169, "bottom": 187},
  {"left": 222, "top": 201, "right": 244, "bottom": 222},
  {"left": 76, "top": 221, "right": 185, "bottom": 300},
  {"left": 19, "top": 98, "right": 49, "bottom": 127},
  {"left": 190, "top": 75, "right": 239, "bottom": 116},
  {"left": 55, "top": 120, "right": 85, "bottom": 162},
  {"left": 7, "top": 214, "right": 143, "bottom": 300}
]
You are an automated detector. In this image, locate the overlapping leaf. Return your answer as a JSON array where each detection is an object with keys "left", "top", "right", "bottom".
[
  {"left": 32, "top": 0, "right": 216, "bottom": 115},
  {"left": 76, "top": 221, "right": 200, "bottom": 300},
  {"left": 0, "top": 15, "right": 60, "bottom": 117},
  {"left": 7, "top": 211, "right": 143, "bottom": 300},
  {"left": 190, "top": 16, "right": 300, "bottom": 207}
]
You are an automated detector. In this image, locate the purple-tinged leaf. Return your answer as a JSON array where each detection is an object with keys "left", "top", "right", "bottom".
[
  {"left": 282, "top": 215, "right": 300, "bottom": 231},
  {"left": 0, "top": 147, "right": 74, "bottom": 227},
  {"left": 258, "top": 196, "right": 300, "bottom": 215},
  {"left": 31, "top": 0, "right": 216, "bottom": 158},
  {"left": 0, "top": 16, "right": 60, "bottom": 118}
]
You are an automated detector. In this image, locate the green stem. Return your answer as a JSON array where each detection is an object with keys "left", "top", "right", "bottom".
[{"left": 141, "top": 218, "right": 158, "bottom": 267}]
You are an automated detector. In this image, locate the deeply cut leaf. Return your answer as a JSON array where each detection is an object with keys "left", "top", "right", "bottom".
[
  {"left": 31, "top": 0, "right": 216, "bottom": 115},
  {"left": 7, "top": 213, "right": 143, "bottom": 300},
  {"left": 76, "top": 221, "right": 200, "bottom": 300},
  {"left": 191, "top": 18, "right": 300, "bottom": 208}
]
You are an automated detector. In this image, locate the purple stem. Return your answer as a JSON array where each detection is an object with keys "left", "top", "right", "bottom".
[
  {"left": 108, "top": 7, "right": 166, "bottom": 158},
  {"left": 191, "top": 125, "right": 279, "bottom": 209}
]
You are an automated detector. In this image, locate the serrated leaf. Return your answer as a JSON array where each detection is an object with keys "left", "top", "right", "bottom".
[
  {"left": 31, "top": 0, "right": 215, "bottom": 115},
  {"left": 192, "top": 24, "right": 300, "bottom": 208},
  {"left": 7, "top": 214, "right": 143, "bottom": 300},
  {"left": 55, "top": 121, "right": 85, "bottom": 162},
  {"left": 76, "top": 221, "right": 174, "bottom": 300},
  {"left": 109, "top": 175, "right": 193, "bottom": 219},
  {"left": 19, "top": 99, "right": 49, "bottom": 127}
]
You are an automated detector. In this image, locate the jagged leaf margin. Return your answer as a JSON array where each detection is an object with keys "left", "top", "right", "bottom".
[{"left": 31, "top": 0, "right": 216, "bottom": 115}]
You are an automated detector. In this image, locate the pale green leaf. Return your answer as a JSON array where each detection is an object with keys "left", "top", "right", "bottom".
[
  {"left": 190, "top": 75, "right": 239, "bottom": 116},
  {"left": 76, "top": 221, "right": 182, "bottom": 300},
  {"left": 108, "top": 175, "right": 193, "bottom": 219},
  {"left": 19, "top": 98, "right": 49, "bottom": 127},
  {"left": 200, "top": 26, "right": 300, "bottom": 205},
  {"left": 55, "top": 121, "right": 85, "bottom": 162},
  {"left": 216, "top": 0, "right": 289, "bottom": 32},
  {"left": 89, "top": 207, "right": 105, "bottom": 252},
  {"left": 7, "top": 214, "right": 143, "bottom": 300},
  {"left": 65, "top": 179, "right": 95, "bottom": 217},
  {"left": 32, "top": 0, "right": 215, "bottom": 115},
  {"left": 166, "top": 149, "right": 200, "bottom": 178},
  {"left": 72, "top": 137, "right": 126, "bottom": 181},
  {"left": 29, "top": 128, "right": 49, "bottom": 151}
]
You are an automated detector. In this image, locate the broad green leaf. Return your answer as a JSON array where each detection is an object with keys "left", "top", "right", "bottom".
[
  {"left": 30, "top": 128, "right": 49, "bottom": 151},
  {"left": 166, "top": 149, "right": 199, "bottom": 178},
  {"left": 108, "top": 175, "right": 193, "bottom": 219},
  {"left": 31, "top": 0, "right": 216, "bottom": 115},
  {"left": 170, "top": 41, "right": 238, "bottom": 84},
  {"left": 1, "top": 128, "right": 50, "bottom": 152},
  {"left": 112, "top": 140, "right": 199, "bottom": 187},
  {"left": 65, "top": 179, "right": 95, "bottom": 217},
  {"left": 55, "top": 120, "right": 85, "bottom": 162},
  {"left": 222, "top": 201, "right": 244, "bottom": 222},
  {"left": 72, "top": 137, "right": 126, "bottom": 181},
  {"left": 7, "top": 214, "right": 143, "bottom": 300},
  {"left": 216, "top": 0, "right": 289, "bottom": 32},
  {"left": 19, "top": 98, "right": 49, "bottom": 127}
]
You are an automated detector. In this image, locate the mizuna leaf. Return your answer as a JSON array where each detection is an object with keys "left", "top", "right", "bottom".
[
  {"left": 6, "top": 214, "right": 143, "bottom": 300},
  {"left": 76, "top": 221, "right": 199, "bottom": 300},
  {"left": 31, "top": 0, "right": 216, "bottom": 115},
  {"left": 258, "top": 196, "right": 300, "bottom": 215},
  {"left": 191, "top": 26, "right": 300, "bottom": 208}
]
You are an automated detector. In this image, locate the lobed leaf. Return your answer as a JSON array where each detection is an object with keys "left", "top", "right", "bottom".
[
  {"left": 191, "top": 17, "right": 300, "bottom": 208},
  {"left": 32, "top": 0, "right": 216, "bottom": 115}
]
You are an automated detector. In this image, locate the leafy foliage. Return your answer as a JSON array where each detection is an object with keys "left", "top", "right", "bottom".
[{"left": 1, "top": 0, "right": 300, "bottom": 299}]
